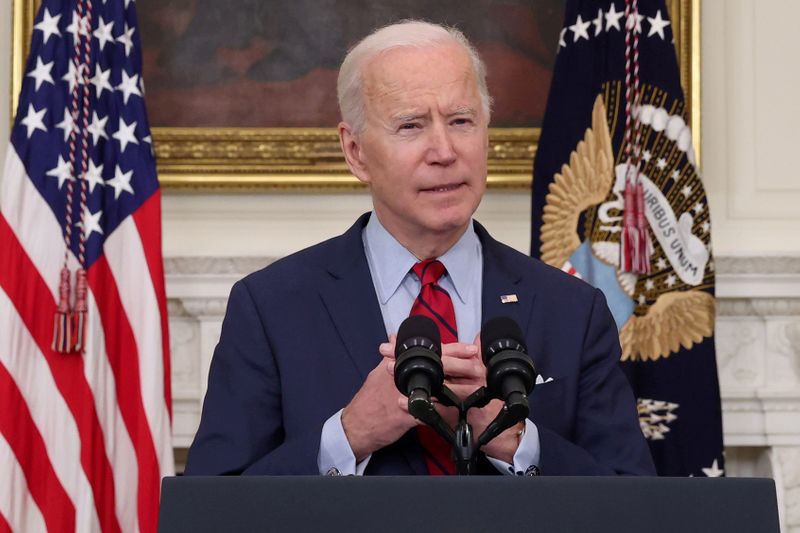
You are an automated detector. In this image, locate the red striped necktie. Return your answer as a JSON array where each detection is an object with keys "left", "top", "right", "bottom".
[{"left": 410, "top": 259, "right": 457, "bottom": 475}]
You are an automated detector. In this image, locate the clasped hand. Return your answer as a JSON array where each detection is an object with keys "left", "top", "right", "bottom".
[{"left": 341, "top": 334, "right": 521, "bottom": 464}]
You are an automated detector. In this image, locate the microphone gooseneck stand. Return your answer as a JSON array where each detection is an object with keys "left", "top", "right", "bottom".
[
  {"left": 396, "top": 315, "right": 536, "bottom": 475},
  {"left": 407, "top": 385, "right": 531, "bottom": 475}
]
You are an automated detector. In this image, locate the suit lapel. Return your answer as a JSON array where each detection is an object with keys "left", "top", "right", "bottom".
[
  {"left": 319, "top": 214, "right": 427, "bottom": 474},
  {"left": 319, "top": 214, "right": 387, "bottom": 379},
  {"left": 477, "top": 222, "right": 537, "bottom": 336}
]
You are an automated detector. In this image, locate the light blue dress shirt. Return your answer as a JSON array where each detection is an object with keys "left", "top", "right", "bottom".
[{"left": 318, "top": 213, "right": 540, "bottom": 475}]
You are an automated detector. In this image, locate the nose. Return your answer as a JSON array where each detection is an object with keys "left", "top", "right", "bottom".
[{"left": 425, "top": 122, "right": 457, "bottom": 166}]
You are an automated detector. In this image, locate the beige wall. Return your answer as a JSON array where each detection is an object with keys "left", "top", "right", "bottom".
[{"left": 703, "top": 0, "right": 800, "bottom": 255}]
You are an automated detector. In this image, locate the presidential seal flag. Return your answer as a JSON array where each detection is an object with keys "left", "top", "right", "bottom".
[
  {"left": 0, "top": 0, "right": 173, "bottom": 531},
  {"left": 531, "top": 0, "right": 724, "bottom": 476}
]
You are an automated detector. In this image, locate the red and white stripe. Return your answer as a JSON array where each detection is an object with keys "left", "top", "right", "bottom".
[
  {"left": 0, "top": 146, "right": 173, "bottom": 532},
  {"left": 561, "top": 260, "right": 583, "bottom": 280}
]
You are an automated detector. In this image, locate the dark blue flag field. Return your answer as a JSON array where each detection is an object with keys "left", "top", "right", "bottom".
[{"left": 531, "top": 0, "right": 724, "bottom": 476}]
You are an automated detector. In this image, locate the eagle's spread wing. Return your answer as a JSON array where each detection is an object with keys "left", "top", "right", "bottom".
[
  {"left": 620, "top": 290, "right": 716, "bottom": 361},
  {"left": 540, "top": 95, "right": 615, "bottom": 268}
]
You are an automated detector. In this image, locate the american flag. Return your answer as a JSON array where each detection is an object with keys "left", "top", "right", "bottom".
[{"left": 0, "top": 0, "right": 173, "bottom": 531}]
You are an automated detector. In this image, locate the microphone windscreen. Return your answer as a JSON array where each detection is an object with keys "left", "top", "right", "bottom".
[
  {"left": 396, "top": 315, "right": 441, "bottom": 356},
  {"left": 394, "top": 315, "right": 442, "bottom": 355},
  {"left": 481, "top": 316, "right": 527, "bottom": 360}
]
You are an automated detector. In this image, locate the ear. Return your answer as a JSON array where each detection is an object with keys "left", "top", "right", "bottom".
[{"left": 338, "top": 121, "right": 371, "bottom": 184}]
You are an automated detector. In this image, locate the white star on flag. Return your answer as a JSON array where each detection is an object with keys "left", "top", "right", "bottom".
[
  {"left": 671, "top": 169, "right": 680, "bottom": 181},
  {"left": 701, "top": 221, "right": 711, "bottom": 233},
  {"left": 62, "top": 61, "right": 86, "bottom": 93},
  {"left": 112, "top": 118, "right": 139, "bottom": 152},
  {"left": 116, "top": 70, "right": 142, "bottom": 104},
  {"left": 681, "top": 185, "right": 693, "bottom": 198},
  {"left": 641, "top": 149, "right": 652, "bottom": 162},
  {"left": 665, "top": 273, "right": 677, "bottom": 288},
  {"left": 693, "top": 201, "right": 704, "bottom": 214},
  {"left": 593, "top": 8, "right": 604, "bottom": 36},
  {"left": 66, "top": 11, "right": 89, "bottom": 42},
  {"left": 558, "top": 27, "right": 567, "bottom": 48},
  {"left": 46, "top": 155, "right": 73, "bottom": 189},
  {"left": 117, "top": 23, "right": 135, "bottom": 57},
  {"left": 55, "top": 108, "right": 76, "bottom": 142},
  {"left": 20, "top": 104, "right": 48, "bottom": 138},
  {"left": 656, "top": 257, "right": 667, "bottom": 270},
  {"left": 645, "top": 279, "right": 655, "bottom": 290},
  {"left": 143, "top": 135, "right": 155, "bottom": 156},
  {"left": 647, "top": 10, "right": 671, "bottom": 40},
  {"left": 107, "top": 165, "right": 135, "bottom": 199},
  {"left": 26, "top": 57, "right": 55, "bottom": 91},
  {"left": 85, "top": 159, "right": 105, "bottom": 193},
  {"left": 34, "top": 8, "right": 62, "bottom": 44},
  {"left": 88, "top": 111, "right": 109, "bottom": 144},
  {"left": 90, "top": 65, "right": 113, "bottom": 97},
  {"left": 93, "top": 16, "right": 116, "bottom": 50},
  {"left": 80, "top": 207, "right": 104, "bottom": 239},
  {"left": 656, "top": 158, "right": 667, "bottom": 170},
  {"left": 637, "top": 294, "right": 646, "bottom": 305},
  {"left": 702, "top": 459, "right": 724, "bottom": 477},
  {"left": 605, "top": 3, "right": 625, "bottom": 31},
  {"left": 570, "top": 15, "right": 591, "bottom": 42},
  {"left": 626, "top": 12, "right": 644, "bottom": 33}
]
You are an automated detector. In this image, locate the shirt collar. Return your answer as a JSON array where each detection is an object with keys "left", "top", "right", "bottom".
[
  {"left": 363, "top": 212, "right": 481, "bottom": 305},
  {"left": 437, "top": 223, "right": 480, "bottom": 305},
  {"left": 363, "top": 213, "right": 419, "bottom": 305}
]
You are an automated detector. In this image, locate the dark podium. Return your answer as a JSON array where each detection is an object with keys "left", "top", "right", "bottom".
[{"left": 158, "top": 476, "right": 779, "bottom": 533}]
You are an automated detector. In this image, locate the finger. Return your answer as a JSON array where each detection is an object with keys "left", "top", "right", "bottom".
[
  {"left": 397, "top": 396, "right": 409, "bottom": 412},
  {"left": 386, "top": 359, "right": 395, "bottom": 376},
  {"left": 441, "top": 355, "right": 484, "bottom": 380},
  {"left": 445, "top": 376, "right": 484, "bottom": 386},
  {"left": 441, "top": 342, "right": 479, "bottom": 359},
  {"left": 379, "top": 342, "right": 395, "bottom": 358}
]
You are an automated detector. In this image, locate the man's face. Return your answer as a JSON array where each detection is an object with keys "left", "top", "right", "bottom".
[{"left": 342, "top": 43, "right": 489, "bottom": 246}]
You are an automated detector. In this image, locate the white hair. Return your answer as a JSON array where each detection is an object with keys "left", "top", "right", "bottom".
[{"left": 337, "top": 20, "right": 492, "bottom": 133}]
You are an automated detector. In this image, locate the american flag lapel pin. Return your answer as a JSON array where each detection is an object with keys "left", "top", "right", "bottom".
[{"left": 500, "top": 294, "right": 518, "bottom": 304}]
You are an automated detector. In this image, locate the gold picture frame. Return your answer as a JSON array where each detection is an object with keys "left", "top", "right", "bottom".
[{"left": 11, "top": 0, "right": 699, "bottom": 191}]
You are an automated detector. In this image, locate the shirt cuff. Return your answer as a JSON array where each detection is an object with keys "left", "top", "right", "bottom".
[
  {"left": 318, "top": 409, "right": 372, "bottom": 475},
  {"left": 486, "top": 419, "right": 541, "bottom": 476}
]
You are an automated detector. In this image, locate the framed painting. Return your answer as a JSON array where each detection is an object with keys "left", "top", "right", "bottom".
[{"left": 11, "top": 0, "right": 699, "bottom": 190}]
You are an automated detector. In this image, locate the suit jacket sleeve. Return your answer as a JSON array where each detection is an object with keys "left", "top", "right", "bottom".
[
  {"left": 537, "top": 289, "right": 656, "bottom": 476},
  {"left": 183, "top": 279, "right": 322, "bottom": 475}
]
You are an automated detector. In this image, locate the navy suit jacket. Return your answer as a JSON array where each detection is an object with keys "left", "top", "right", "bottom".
[{"left": 185, "top": 213, "right": 655, "bottom": 476}]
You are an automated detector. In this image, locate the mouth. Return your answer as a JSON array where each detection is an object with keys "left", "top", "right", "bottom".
[{"left": 420, "top": 182, "right": 465, "bottom": 193}]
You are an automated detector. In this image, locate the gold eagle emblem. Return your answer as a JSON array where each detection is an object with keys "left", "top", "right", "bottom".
[{"left": 539, "top": 93, "right": 715, "bottom": 362}]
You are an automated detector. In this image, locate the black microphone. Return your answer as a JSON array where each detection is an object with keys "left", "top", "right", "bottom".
[
  {"left": 481, "top": 316, "right": 537, "bottom": 405},
  {"left": 393, "top": 315, "right": 444, "bottom": 407}
]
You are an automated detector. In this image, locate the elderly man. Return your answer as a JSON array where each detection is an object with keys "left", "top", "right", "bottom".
[{"left": 185, "top": 21, "right": 655, "bottom": 476}]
